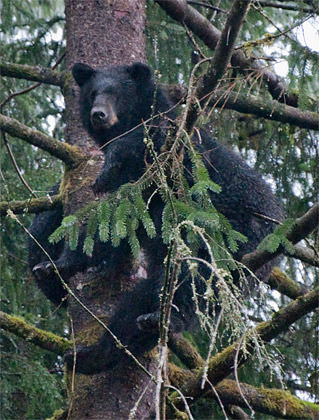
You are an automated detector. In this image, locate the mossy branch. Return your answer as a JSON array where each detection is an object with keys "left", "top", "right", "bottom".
[
  {"left": 215, "top": 379, "right": 319, "bottom": 420},
  {"left": 0, "top": 113, "right": 84, "bottom": 166},
  {"left": 169, "top": 332, "right": 204, "bottom": 369},
  {"left": 172, "top": 287, "right": 318, "bottom": 403},
  {"left": 0, "top": 60, "right": 66, "bottom": 86},
  {"left": 269, "top": 267, "right": 309, "bottom": 299},
  {"left": 169, "top": 366, "right": 319, "bottom": 420},
  {"left": 0, "top": 310, "right": 72, "bottom": 354},
  {"left": 0, "top": 194, "right": 62, "bottom": 216},
  {"left": 242, "top": 202, "right": 319, "bottom": 272}
]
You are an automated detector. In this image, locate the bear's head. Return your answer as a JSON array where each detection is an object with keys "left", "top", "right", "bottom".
[{"left": 72, "top": 62, "right": 155, "bottom": 148}]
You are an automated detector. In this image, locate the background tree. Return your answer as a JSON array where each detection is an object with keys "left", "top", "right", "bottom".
[{"left": 1, "top": 1, "right": 318, "bottom": 419}]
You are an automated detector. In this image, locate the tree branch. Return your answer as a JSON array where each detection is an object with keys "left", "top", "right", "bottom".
[
  {"left": 286, "top": 243, "right": 319, "bottom": 267},
  {"left": 216, "top": 379, "right": 319, "bottom": 420},
  {"left": 0, "top": 60, "right": 66, "bottom": 87},
  {"left": 269, "top": 267, "right": 309, "bottom": 299},
  {"left": 242, "top": 202, "right": 319, "bottom": 272},
  {"left": 173, "top": 287, "right": 318, "bottom": 403},
  {"left": 169, "top": 365, "right": 319, "bottom": 419},
  {"left": 0, "top": 113, "right": 84, "bottom": 166},
  {"left": 185, "top": 0, "right": 251, "bottom": 132},
  {"left": 0, "top": 194, "right": 62, "bottom": 216},
  {"left": 164, "top": 84, "right": 319, "bottom": 131},
  {"left": 156, "top": 0, "right": 301, "bottom": 106},
  {"left": 169, "top": 332, "right": 204, "bottom": 369},
  {"left": 0, "top": 310, "right": 72, "bottom": 354}
]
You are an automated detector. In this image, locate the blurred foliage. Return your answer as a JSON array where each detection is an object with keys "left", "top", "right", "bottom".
[
  {"left": 1, "top": 1, "right": 66, "bottom": 419},
  {"left": 1, "top": 0, "right": 318, "bottom": 418}
]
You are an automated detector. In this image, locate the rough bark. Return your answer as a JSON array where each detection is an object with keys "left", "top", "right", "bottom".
[{"left": 62, "top": 1, "right": 156, "bottom": 419}]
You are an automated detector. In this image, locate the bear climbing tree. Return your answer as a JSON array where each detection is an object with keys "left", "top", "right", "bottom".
[
  {"left": 29, "top": 62, "right": 284, "bottom": 373},
  {"left": 2, "top": 1, "right": 319, "bottom": 418}
]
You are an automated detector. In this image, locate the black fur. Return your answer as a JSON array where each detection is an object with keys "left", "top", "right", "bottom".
[{"left": 29, "top": 62, "right": 283, "bottom": 372}]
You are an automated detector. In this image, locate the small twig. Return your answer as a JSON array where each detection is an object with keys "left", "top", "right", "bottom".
[
  {"left": 2, "top": 131, "right": 37, "bottom": 198},
  {"left": 187, "top": 1, "right": 226, "bottom": 13}
]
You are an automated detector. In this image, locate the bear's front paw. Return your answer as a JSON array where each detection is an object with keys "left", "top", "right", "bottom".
[
  {"left": 136, "top": 311, "right": 160, "bottom": 332},
  {"left": 32, "top": 261, "right": 54, "bottom": 280}
]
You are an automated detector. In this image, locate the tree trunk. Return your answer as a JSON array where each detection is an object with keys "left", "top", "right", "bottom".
[{"left": 62, "top": 1, "right": 156, "bottom": 418}]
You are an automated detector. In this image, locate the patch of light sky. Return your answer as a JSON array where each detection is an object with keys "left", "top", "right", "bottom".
[{"left": 265, "top": 16, "right": 319, "bottom": 77}]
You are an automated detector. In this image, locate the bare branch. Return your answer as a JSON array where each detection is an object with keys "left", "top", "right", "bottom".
[
  {"left": 155, "top": 0, "right": 300, "bottom": 106},
  {"left": 0, "top": 113, "right": 84, "bottom": 166},
  {"left": 2, "top": 131, "right": 37, "bottom": 197},
  {"left": 285, "top": 244, "right": 319, "bottom": 267},
  {"left": 0, "top": 60, "right": 66, "bottom": 87},
  {"left": 0, "top": 194, "right": 62, "bottom": 216},
  {"left": 255, "top": 1, "right": 316, "bottom": 14},
  {"left": 185, "top": 0, "right": 251, "bottom": 132},
  {"left": 0, "top": 310, "right": 72, "bottom": 354},
  {"left": 242, "top": 202, "right": 319, "bottom": 272},
  {"left": 164, "top": 84, "right": 319, "bottom": 131},
  {"left": 0, "top": 53, "right": 65, "bottom": 109}
]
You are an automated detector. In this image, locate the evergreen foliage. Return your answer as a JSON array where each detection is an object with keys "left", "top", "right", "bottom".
[{"left": 1, "top": 0, "right": 318, "bottom": 418}]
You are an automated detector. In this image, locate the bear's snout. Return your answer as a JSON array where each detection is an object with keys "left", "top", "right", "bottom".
[{"left": 90, "top": 104, "right": 118, "bottom": 130}]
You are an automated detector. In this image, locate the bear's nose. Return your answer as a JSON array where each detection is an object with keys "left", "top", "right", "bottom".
[{"left": 92, "top": 109, "right": 107, "bottom": 123}]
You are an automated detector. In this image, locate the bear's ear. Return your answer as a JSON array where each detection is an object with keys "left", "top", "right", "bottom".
[
  {"left": 128, "top": 62, "right": 152, "bottom": 82},
  {"left": 72, "top": 63, "right": 96, "bottom": 86}
]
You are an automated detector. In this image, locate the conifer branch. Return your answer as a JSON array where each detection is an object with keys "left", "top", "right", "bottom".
[
  {"left": 156, "top": 0, "right": 300, "bottom": 106},
  {"left": 164, "top": 84, "right": 319, "bottom": 131},
  {"left": 0, "top": 194, "right": 62, "bottom": 216},
  {"left": 172, "top": 287, "right": 318, "bottom": 404},
  {"left": 0, "top": 60, "right": 66, "bottom": 86},
  {"left": 242, "top": 202, "right": 319, "bottom": 272},
  {"left": 0, "top": 113, "right": 84, "bottom": 166},
  {"left": 0, "top": 310, "right": 72, "bottom": 354}
]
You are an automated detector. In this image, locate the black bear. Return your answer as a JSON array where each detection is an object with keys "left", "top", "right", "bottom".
[{"left": 29, "top": 62, "right": 283, "bottom": 373}]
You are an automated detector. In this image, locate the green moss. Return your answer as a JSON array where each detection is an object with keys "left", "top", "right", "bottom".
[{"left": 262, "top": 388, "right": 319, "bottom": 419}]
